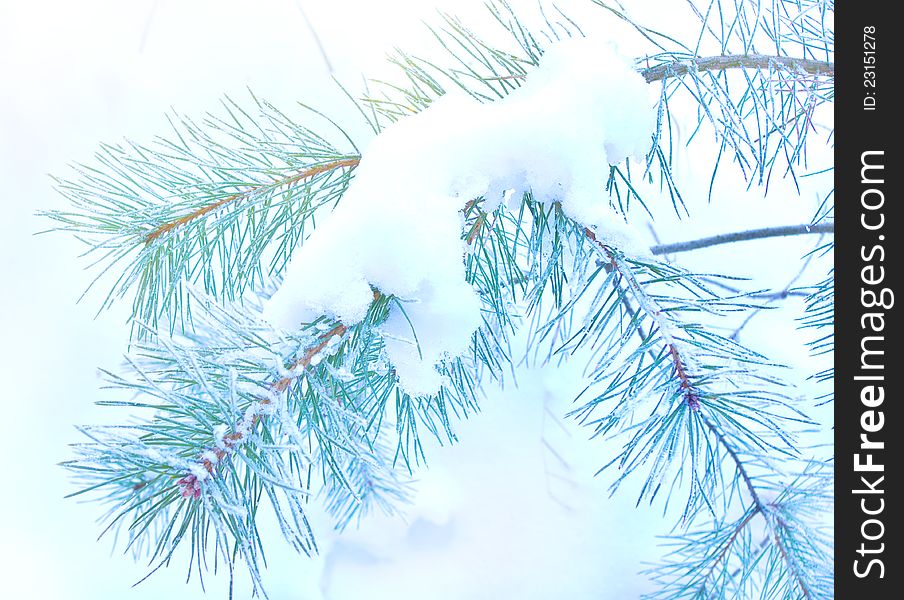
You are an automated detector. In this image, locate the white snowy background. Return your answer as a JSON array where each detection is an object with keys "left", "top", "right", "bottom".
[{"left": 0, "top": 1, "right": 832, "bottom": 598}]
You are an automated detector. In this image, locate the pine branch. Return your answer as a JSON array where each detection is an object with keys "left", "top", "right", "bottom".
[
  {"left": 699, "top": 506, "right": 761, "bottom": 595},
  {"left": 144, "top": 157, "right": 360, "bottom": 244},
  {"left": 700, "top": 413, "right": 816, "bottom": 600},
  {"left": 650, "top": 222, "right": 834, "bottom": 255},
  {"left": 171, "top": 197, "right": 496, "bottom": 494},
  {"left": 641, "top": 54, "right": 834, "bottom": 83},
  {"left": 52, "top": 2, "right": 834, "bottom": 596},
  {"left": 176, "top": 322, "right": 349, "bottom": 499},
  {"left": 584, "top": 231, "right": 821, "bottom": 599},
  {"left": 480, "top": 54, "right": 835, "bottom": 86}
]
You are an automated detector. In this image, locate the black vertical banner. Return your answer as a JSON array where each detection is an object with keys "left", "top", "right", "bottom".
[{"left": 837, "top": 2, "right": 901, "bottom": 597}]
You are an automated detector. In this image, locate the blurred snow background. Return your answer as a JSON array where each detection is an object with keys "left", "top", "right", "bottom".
[{"left": 0, "top": 1, "right": 831, "bottom": 598}]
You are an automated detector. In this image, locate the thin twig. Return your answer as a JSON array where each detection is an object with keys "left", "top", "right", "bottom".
[
  {"left": 650, "top": 222, "right": 833, "bottom": 255},
  {"left": 699, "top": 276, "right": 809, "bottom": 299},
  {"left": 731, "top": 245, "right": 821, "bottom": 340}
]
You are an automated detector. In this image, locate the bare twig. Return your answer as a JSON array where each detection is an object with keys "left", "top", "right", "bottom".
[
  {"left": 700, "top": 276, "right": 810, "bottom": 300},
  {"left": 650, "top": 222, "right": 833, "bottom": 256},
  {"left": 731, "top": 246, "right": 821, "bottom": 340}
]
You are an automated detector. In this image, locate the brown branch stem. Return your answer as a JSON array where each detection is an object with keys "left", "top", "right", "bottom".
[
  {"left": 641, "top": 54, "right": 834, "bottom": 83},
  {"left": 484, "top": 54, "right": 834, "bottom": 85},
  {"left": 144, "top": 157, "right": 360, "bottom": 244},
  {"left": 176, "top": 323, "right": 347, "bottom": 498}
]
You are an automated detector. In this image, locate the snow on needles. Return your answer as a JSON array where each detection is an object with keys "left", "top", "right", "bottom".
[{"left": 264, "top": 37, "right": 656, "bottom": 396}]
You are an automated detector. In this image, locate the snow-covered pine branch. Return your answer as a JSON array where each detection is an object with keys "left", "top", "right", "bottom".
[{"left": 47, "top": 1, "right": 834, "bottom": 598}]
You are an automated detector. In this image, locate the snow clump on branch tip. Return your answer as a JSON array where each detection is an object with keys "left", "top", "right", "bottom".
[{"left": 265, "top": 37, "right": 656, "bottom": 396}]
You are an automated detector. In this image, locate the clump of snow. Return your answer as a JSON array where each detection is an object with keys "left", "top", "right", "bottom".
[
  {"left": 264, "top": 37, "right": 655, "bottom": 396},
  {"left": 380, "top": 279, "right": 482, "bottom": 396}
]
